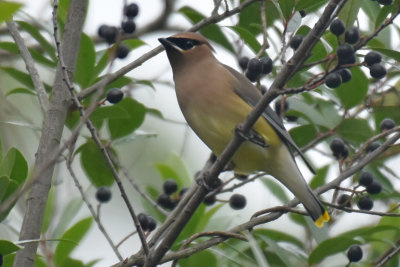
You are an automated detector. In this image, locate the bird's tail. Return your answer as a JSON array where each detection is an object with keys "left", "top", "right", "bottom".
[{"left": 268, "top": 145, "right": 330, "bottom": 227}]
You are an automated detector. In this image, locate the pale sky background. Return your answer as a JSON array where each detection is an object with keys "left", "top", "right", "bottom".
[{"left": 2, "top": 1, "right": 399, "bottom": 266}]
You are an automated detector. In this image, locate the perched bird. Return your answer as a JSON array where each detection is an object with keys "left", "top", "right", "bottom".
[{"left": 159, "top": 32, "right": 330, "bottom": 227}]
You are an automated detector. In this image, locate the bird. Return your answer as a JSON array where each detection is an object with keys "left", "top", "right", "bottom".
[{"left": 158, "top": 32, "right": 330, "bottom": 227}]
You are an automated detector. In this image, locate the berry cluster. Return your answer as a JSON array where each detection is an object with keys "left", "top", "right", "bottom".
[
  {"left": 337, "top": 170, "right": 382, "bottom": 211},
  {"left": 96, "top": 186, "right": 112, "bottom": 203},
  {"left": 98, "top": 3, "right": 140, "bottom": 59},
  {"left": 364, "top": 51, "right": 386, "bottom": 79},
  {"left": 239, "top": 56, "right": 273, "bottom": 82},
  {"left": 137, "top": 212, "right": 157, "bottom": 232},
  {"left": 329, "top": 138, "right": 349, "bottom": 160},
  {"left": 156, "top": 179, "right": 189, "bottom": 210}
]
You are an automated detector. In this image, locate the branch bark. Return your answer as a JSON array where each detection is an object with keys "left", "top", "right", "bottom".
[{"left": 13, "top": 1, "right": 88, "bottom": 266}]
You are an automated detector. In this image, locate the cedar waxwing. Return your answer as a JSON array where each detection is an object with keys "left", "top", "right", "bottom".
[{"left": 159, "top": 32, "right": 330, "bottom": 227}]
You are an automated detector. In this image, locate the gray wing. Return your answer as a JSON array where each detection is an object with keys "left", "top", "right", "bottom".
[{"left": 223, "top": 64, "right": 316, "bottom": 174}]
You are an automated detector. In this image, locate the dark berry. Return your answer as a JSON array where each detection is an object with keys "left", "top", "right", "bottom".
[
  {"left": 116, "top": 44, "right": 130, "bottom": 59},
  {"left": 339, "top": 68, "right": 352, "bottom": 83},
  {"left": 337, "top": 194, "right": 351, "bottom": 208},
  {"left": 341, "top": 145, "right": 349, "bottom": 159},
  {"left": 179, "top": 187, "right": 189, "bottom": 196},
  {"left": 157, "top": 193, "right": 175, "bottom": 209},
  {"left": 357, "top": 195, "right": 373, "bottom": 210},
  {"left": 236, "top": 174, "right": 248, "bottom": 180},
  {"left": 337, "top": 44, "right": 354, "bottom": 61},
  {"left": 299, "top": 10, "right": 307, "bottom": 17},
  {"left": 245, "top": 70, "right": 258, "bottom": 82},
  {"left": 325, "top": 72, "right": 342, "bottom": 88},
  {"left": 146, "top": 215, "right": 157, "bottom": 231},
  {"left": 339, "top": 53, "right": 356, "bottom": 65},
  {"left": 238, "top": 56, "right": 249, "bottom": 70},
  {"left": 96, "top": 186, "right": 112, "bottom": 203},
  {"left": 229, "top": 194, "right": 246, "bottom": 210},
  {"left": 210, "top": 178, "right": 223, "bottom": 189},
  {"left": 364, "top": 51, "right": 382, "bottom": 66},
  {"left": 380, "top": 118, "right": 396, "bottom": 131},
  {"left": 163, "top": 179, "right": 178, "bottom": 195},
  {"left": 369, "top": 63, "right": 386, "bottom": 79},
  {"left": 260, "top": 57, "right": 273, "bottom": 74},
  {"left": 285, "top": 115, "right": 298, "bottom": 122},
  {"left": 137, "top": 213, "right": 149, "bottom": 231},
  {"left": 366, "top": 141, "right": 380, "bottom": 153},
  {"left": 378, "top": 0, "right": 393, "bottom": 5},
  {"left": 124, "top": 3, "right": 139, "bottom": 18},
  {"left": 330, "top": 138, "right": 345, "bottom": 155},
  {"left": 367, "top": 181, "right": 382, "bottom": 194},
  {"left": 203, "top": 194, "right": 216, "bottom": 206},
  {"left": 247, "top": 58, "right": 263, "bottom": 76},
  {"left": 359, "top": 171, "right": 374, "bottom": 187},
  {"left": 260, "top": 85, "right": 267, "bottom": 94},
  {"left": 347, "top": 245, "right": 363, "bottom": 262},
  {"left": 122, "top": 20, "right": 136, "bottom": 34},
  {"left": 345, "top": 27, "right": 360, "bottom": 44},
  {"left": 275, "top": 99, "right": 289, "bottom": 117},
  {"left": 106, "top": 88, "right": 124, "bottom": 104},
  {"left": 98, "top": 25, "right": 118, "bottom": 44},
  {"left": 330, "top": 19, "right": 345, "bottom": 36},
  {"left": 289, "top": 35, "right": 303, "bottom": 50}
]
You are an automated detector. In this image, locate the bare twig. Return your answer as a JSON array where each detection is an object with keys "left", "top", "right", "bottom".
[
  {"left": 256, "top": 0, "right": 269, "bottom": 58},
  {"left": 6, "top": 19, "right": 49, "bottom": 113},
  {"left": 52, "top": 0, "right": 150, "bottom": 256},
  {"left": 66, "top": 151, "right": 123, "bottom": 260}
]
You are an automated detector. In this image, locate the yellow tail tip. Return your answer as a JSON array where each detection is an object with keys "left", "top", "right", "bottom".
[{"left": 314, "top": 211, "right": 330, "bottom": 228}]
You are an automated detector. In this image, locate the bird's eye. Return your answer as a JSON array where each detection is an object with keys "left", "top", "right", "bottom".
[{"left": 184, "top": 40, "right": 194, "bottom": 49}]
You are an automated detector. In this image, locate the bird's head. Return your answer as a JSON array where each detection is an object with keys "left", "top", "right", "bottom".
[{"left": 159, "top": 32, "right": 215, "bottom": 72}]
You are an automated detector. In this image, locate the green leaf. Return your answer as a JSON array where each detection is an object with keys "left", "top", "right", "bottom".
[
  {"left": 337, "top": 118, "right": 374, "bottom": 144},
  {"left": 75, "top": 33, "right": 95, "bottom": 88},
  {"left": 178, "top": 6, "right": 234, "bottom": 52},
  {"left": 260, "top": 178, "right": 289, "bottom": 203},
  {"left": 338, "top": 0, "right": 361, "bottom": 27},
  {"left": 16, "top": 20, "right": 57, "bottom": 61},
  {"left": 0, "top": 67, "right": 34, "bottom": 89},
  {"left": 92, "top": 49, "right": 109, "bottom": 80},
  {"left": 254, "top": 229, "right": 303, "bottom": 248},
  {"left": 0, "top": 176, "right": 9, "bottom": 200},
  {"left": 156, "top": 152, "right": 193, "bottom": 187},
  {"left": 0, "top": 240, "right": 20, "bottom": 255},
  {"left": 28, "top": 48, "right": 57, "bottom": 67},
  {"left": 135, "top": 80, "right": 155, "bottom": 90},
  {"left": 0, "top": 147, "right": 28, "bottom": 185},
  {"left": 6, "top": 87, "right": 37, "bottom": 97},
  {"left": 309, "top": 165, "right": 329, "bottom": 189},
  {"left": 295, "top": 0, "right": 328, "bottom": 12},
  {"left": 122, "top": 39, "right": 147, "bottom": 50},
  {"left": 53, "top": 198, "right": 83, "bottom": 241},
  {"left": 54, "top": 217, "right": 93, "bottom": 267},
  {"left": 259, "top": 235, "right": 306, "bottom": 267},
  {"left": 309, "top": 237, "right": 361, "bottom": 264},
  {"left": 227, "top": 26, "right": 262, "bottom": 54},
  {"left": 361, "top": 0, "right": 380, "bottom": 24},
  {"left": 279, "top": 0, "right": 295, "bottom": 21},
  {"left": 0, "top": 42, "right": 19, "bottom": 54},
  {"left": 289, "top": 124, "right": 317, "bottom": 148},
  {"left": 375, "top": 4, "right": 395, "bottom": 30},
  {"left": 179, "top": 250, "right": 217, "bottom": 267},
  {"left": 238, "top": 1, "right": 262, "bottom": 35},
  {"left": 296, "top": 26, "right": 327, "bottom": 63},
  {"left": 108, "top": 98, "right": 146, "bottom": 139},
  {"left": 334, "top": 67, "right": 368, "bottom": 109},
  {"left": 79, "top": 139, "right": 115, "bottom": 187},
  {"left": 42, "top": 188, "right": 55, "bottom": 233},
  {"left": 90, "top": 105, "right": 129, "bottom": 129},
  {"left": 0, "top": 1, "right": 22, "bottom": 24}
]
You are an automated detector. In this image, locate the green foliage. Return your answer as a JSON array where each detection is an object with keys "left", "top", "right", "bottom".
[
  {"left": 0, "top": 1, "right": 22, "bottom": 24},
  {"left": 78, "top": 139, "right": 116, "bottom": 187},
  {"left": 54, "top": 217, "right": 93, "bottom": 267}
]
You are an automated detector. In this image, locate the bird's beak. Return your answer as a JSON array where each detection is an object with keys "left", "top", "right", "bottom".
[{"left": 158, "top": 38, "right": 182, "bottom": 52}]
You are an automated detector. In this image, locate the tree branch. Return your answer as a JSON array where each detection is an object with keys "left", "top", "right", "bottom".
[
  {"left": 6, "top": 19, "right": 49, "bottom": 113},
  {"left": 13, "top": 1, "right": 88, "bottom": 266}
]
